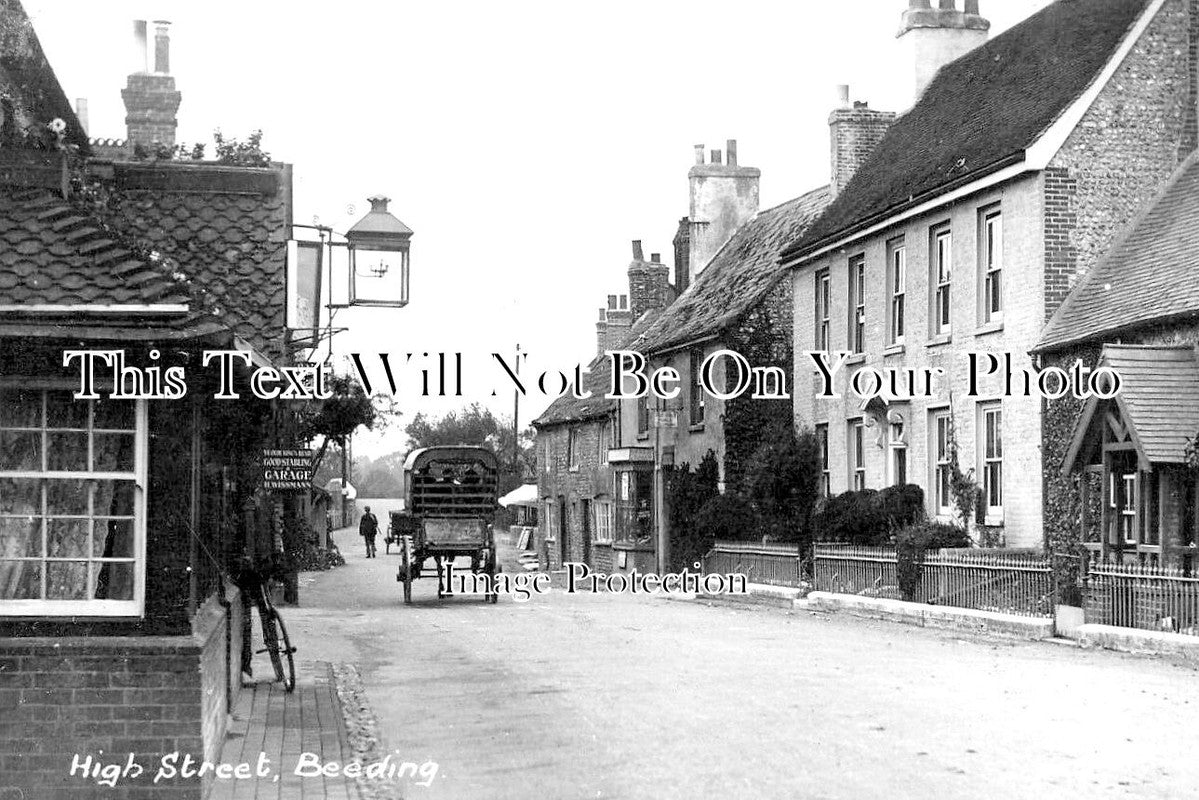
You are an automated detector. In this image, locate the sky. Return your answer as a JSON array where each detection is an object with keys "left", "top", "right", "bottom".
[{"left": 23, "top": 0, "right": 1053, "bottom": 456}]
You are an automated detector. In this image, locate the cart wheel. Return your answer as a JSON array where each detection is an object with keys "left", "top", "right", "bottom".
[{"left": 400, "top": 537, "right": 412, "bottom": 604}]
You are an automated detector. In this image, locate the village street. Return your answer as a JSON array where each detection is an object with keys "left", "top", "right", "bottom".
[{"left": 284, "top": 527, "right": 1199, "bottom": 800}]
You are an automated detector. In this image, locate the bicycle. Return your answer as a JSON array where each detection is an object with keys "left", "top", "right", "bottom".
[{"left": 235, "top": 562, "right": 297, "bottom": 693}]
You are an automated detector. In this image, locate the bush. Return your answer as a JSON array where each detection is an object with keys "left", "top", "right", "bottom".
[
  {"left": 894, "top": 520, "right": 971, "bottom": 601},
  {"left": 813, "top": 484, "right": 925, "bottom": 546},
  {"left": 741, "top": 423, "right": 821, "bottom": 545},
  {"left": 665, "top": 451, "right": 721, "bottom": 572}
]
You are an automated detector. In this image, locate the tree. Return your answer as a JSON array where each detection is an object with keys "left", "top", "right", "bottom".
[
  {"left": 295, "top": 373, "right": 398, "bottom": 476},
  {"left": 404, "top": 403, "right": 535, "bottom": 497}
]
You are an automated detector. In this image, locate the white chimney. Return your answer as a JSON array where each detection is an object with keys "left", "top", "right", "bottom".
[{"left": 897, "top": 0, "right": 989, "bottom": 106}]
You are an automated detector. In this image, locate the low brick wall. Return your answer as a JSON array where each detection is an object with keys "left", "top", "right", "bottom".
[{"left": 0, "top": 586, "right": 241, "bottom": 800}]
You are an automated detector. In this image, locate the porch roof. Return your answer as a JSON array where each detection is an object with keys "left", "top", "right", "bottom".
[{"left": 1063, "top": 345, "right": 1199, "bottom": 473}]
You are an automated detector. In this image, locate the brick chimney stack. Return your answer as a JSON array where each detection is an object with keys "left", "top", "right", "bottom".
[
  {"left": 627, "top": 240, "right": 672, "bottom": 323},
  {"left": 122, "top": 20, "right": 182, "bottom": 148},
  {"left": 688, "top": 139, "right": 759, "bottom": 282},
  {"left": 898, "top": 0, "right": 989, "bottom": 105},
  {"left": 596, "top": 294, "right": 632, "bottom": 356},
  {"left": 829, "top": 86, "right": 896, "bottom": 197}
]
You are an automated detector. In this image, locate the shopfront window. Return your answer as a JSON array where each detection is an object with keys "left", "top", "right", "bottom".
[{"left": 614, "top": 469, "right": 653, "bottom": 546}]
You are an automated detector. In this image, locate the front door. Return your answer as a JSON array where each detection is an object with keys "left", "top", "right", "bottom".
[
  {"left": 580, "top": 499, "right": 592, "bottom": 566},
  {"left": 558, "top": 497, "right": 569, "bottom": 566}
]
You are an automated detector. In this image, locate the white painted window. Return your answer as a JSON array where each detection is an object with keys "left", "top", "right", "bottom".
[
  {"left": 0, "top": 388, "right": 147, "bottom": 617},
  {"left": 568, "top": 428, "right": 581, "bottom": 470},
  {"left": 815, "top": 269, "right": 831, "bottom": 352},
  {"left": 849, "top": 256, "right": 866, "bottom": 353},
  {"left": 595, "top": 500, "right": 614, "bottom": 544},
  {"left": 982, "top": 210, "right": 1003, "bottom": 324},
  {"left": 888, "top": 240, "right": 906, "bottom": 346},
  {"left": 888, "top": 415, "right": 907, "bottom": 486},
  {"left": 932, "top": 227, "right": 952, "bottom": 336},
  {"left": 816, "top": 423, "right": 830, "bottom": 497},
  {"left": 848, "top": 419, "right": 866, "bottom": 491},
  {"left": 979, "top": 402, "right": 1003, "bottom": 520},
  {"left": 932, "top": 410, "right": 953, "bottom": 516}
]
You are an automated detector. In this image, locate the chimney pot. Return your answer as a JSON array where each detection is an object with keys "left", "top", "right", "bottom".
[
  {"left": 608, "top": 295, "right": 618, "bottom": 311},
  {"left": 836, "top": 84, "right": 850, "bottom": 108},
  {"left": 651, "top": 253, "right": 661, "bottom": 263},
  {"left": 132, "top": 20, "right": 148, "bottom": 74},
  {"left": 598, "top": 308, "right": 606, "bottom": 321},
  {"left": 909, "top": 0, "right": 932, "bottom": 6},
  {"left": 964, "top": 0, "right": 980, "bottom": 12},
  {"left": 619, "top": 295, "right": 628, "bottom": 310},
  {"left": 726, "top": 139, "right": 737, "bottom": 166},
  {"left": 694, "top": 144, "right": 705, "bottom": 164},
  {"left": 710, "top": 149, "right": 722, "bottom": 165},
  {"left": 153, "top": 20, "right": 171, "bottom": 74},
  {"left": 632, "top": 240, "right": 644, "bottom": 261},
  {"left": 938, "top": 0, "right": 955, "bottom": 9}
]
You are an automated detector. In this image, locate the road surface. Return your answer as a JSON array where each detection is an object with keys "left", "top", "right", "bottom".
[{"left": 287, "top": 532, "right": 1199, "bottom": 799}]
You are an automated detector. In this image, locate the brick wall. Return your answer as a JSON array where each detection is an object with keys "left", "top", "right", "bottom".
[
  {"left": 121, "top": 73, "right": 181, "bottom": 149},
  {"left": 536, "top": 418, "right": 616, "bottom": 572},
  {"left": 0, "top": 585, "right": 240, "bottom": 800},
  {"left": 1044, "top": 0, "right": 1198, "bottom": 319},
  {"left": 627, "top": 259, "right": 672, "bottom": 323}
]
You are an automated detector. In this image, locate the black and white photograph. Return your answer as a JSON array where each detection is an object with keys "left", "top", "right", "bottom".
[{"left": 3, "top": 0, "right": 1199, "bottom": 797}]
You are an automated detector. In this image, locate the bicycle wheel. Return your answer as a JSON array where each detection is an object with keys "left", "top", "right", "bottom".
[
  {"left": 259, "top": 604, "right": 286, "bottom": 685},
  {"left": 273, "top": 610, "right": 296, "bottom": 693}
]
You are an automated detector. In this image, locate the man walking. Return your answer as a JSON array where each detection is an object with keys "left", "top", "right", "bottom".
[{"left": 359, "top": 506, "right": 379, "bottom": 558}]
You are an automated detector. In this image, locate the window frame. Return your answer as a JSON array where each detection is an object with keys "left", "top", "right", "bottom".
[
  {"left": 594, "top": 498, "right": 615, "bottom": 545},
  {"left": 888, "top": 414, "right": 907, "bottom": 487},
  {"left": 978, "top": 401, "right": 1003, "bottom": 522},
  {"left": 815, "top": 269, "right": 831, "bottom": 352},
  {"left": 0, "top": 383, "right": 148, "bottom": 618},
  {"left": 931, "top": 409, "right": 953, "bottom": 518},
  {"left": 930, "top": 225, "right": 952, "bottom": 338},
  {"left": 887, "top": 237, "right": 906, "bottom": 346},
  {"left": 848, "top": 418, "right": 866, "bottom": 491},
  {"left": 567, "top": 427, "right": 581, "bottom": 471},
  {"left": 816, "top": 423, "right": 830, "bottom": 497},
  {"left": 848, "top": 255, "right": 866, "bottom": 354},
  {"left": 980, "top": 207, "right": 1003, "bottom": 325}
]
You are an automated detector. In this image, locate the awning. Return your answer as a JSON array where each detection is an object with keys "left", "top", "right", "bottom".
[{"left": 498, "top": 483, "right": 539, "bottom": 508}]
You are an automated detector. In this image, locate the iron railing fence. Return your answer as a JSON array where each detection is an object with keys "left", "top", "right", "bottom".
[
  {"left": 1086, "top": 561, "right": 1199, "bottom": 636},
  {"left": 701, "top": 540, "right": 804, "bottom": 588},
  {"left": 812, "top": 544, "right": 1054, "bottom": 618}
]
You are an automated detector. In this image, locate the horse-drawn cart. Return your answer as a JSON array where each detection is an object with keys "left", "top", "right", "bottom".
[{"left": 387, "top": 446, "right": 501, "bottom": 604}]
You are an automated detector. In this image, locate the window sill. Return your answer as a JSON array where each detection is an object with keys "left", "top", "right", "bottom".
[
  {"left": 636, "top": 433, "right": 649, "bottom": 442},
  {"left": 981, "top": 516, "right": 1004, "bottom": 527},
  {"left": 882, "top": 343, "right": 905, "bottom": 357},
  {"left": 925, "top": 334, "right": 952, "bottom": 348},
  {"left": 974, "top": 321, "right": 1004, "bottom": 337},
  {"left": 568, "top": 466, "right": 580, "bottom": 473},
  {"left": 612, "top": 542, "right": 655, "bottom": 552},
  {"left": 688, "top": 423, "right": 705, "bottom": 433},
  {"left": 843, "top": 353, "right": 866, "bottom": 366}
]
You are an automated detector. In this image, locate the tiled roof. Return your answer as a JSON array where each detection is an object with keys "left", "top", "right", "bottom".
[
  {"left": 638, "top": 186, "right": 831, "bottom": 355},
  {"left": 782, "top": 0, "right": 1151, "bottom": 261},
  {"left": 105, "top": 163, "right": 292, "bottom": 359},
  {"left": 533, "top": 309, "right": 664, "bottom": 428},
  {"left": 0, "top": 184, "right": 232, "bottom": 341},
  {"left": 1102, "top": 345, "right": 1199, "bottom": 464},
  {"left": 1037, "top": 152, "right": 1199, "bottom": 351}
]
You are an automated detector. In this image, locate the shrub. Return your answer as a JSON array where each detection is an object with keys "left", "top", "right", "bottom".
[
  {"left": 813, "top": 484, "right": 926, "bottom": 546},
  {"left": 666, "top": 451, "right": 721, "bottom": 571},
  {"left": 741, "top": 422, "right": 821, "bottom": 545},
  {"left": 894, "top": 520, "right": 971, "bottom": 601}
]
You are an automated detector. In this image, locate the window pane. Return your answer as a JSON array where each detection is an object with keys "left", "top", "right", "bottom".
[
  {"left": 93, "top": 518, "right": 135, "bottom": 558},
  {"left": 94, "top": 480, "right": 136, "bottom": 517},
  {"left": 0, "top": 516, "right": 41, "bottom": 558},
  {"left": 0, "top": 430, "right": 41, "bottom": 471},
  {"left": 47, "top": 518, "right": 88, "bottom": 558},
  {"left": 0, "top": 389, "right": 41, "bottom": 428},
  {"left": 46, "top": 560, "right": 88, "bottom": 600},
  {"left": 93, "top": 433, "right": 135, "bottom": 473},
  {"left": 0, "top": 561, "right": 41, "bottom": 599},
  {"left": 47, "top": 432, "right": 88, "bottom": 471},
  {"left": 0, "top": 477, "right": 41, "bottom": 515},
  {"left": 45, "top": 392, "right": 88, "bottom": 430},
  {"left": 93, "top": 398, "right": 135, "bottom": 431},
  {"left": 94, "top": 561, "right": 135, "bottom": 601}
]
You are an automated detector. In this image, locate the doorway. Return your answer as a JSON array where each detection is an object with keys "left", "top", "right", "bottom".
[
  {"left": 558, "top": 496, "right": 569, "bottom": 566},
  {"left": 580, "top": 499, "right": 592, "bottom": 567}
]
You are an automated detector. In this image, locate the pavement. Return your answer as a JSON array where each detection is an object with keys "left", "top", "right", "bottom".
[{"left": 212, "top": 522, "right": 1199, "bottom": 799}]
